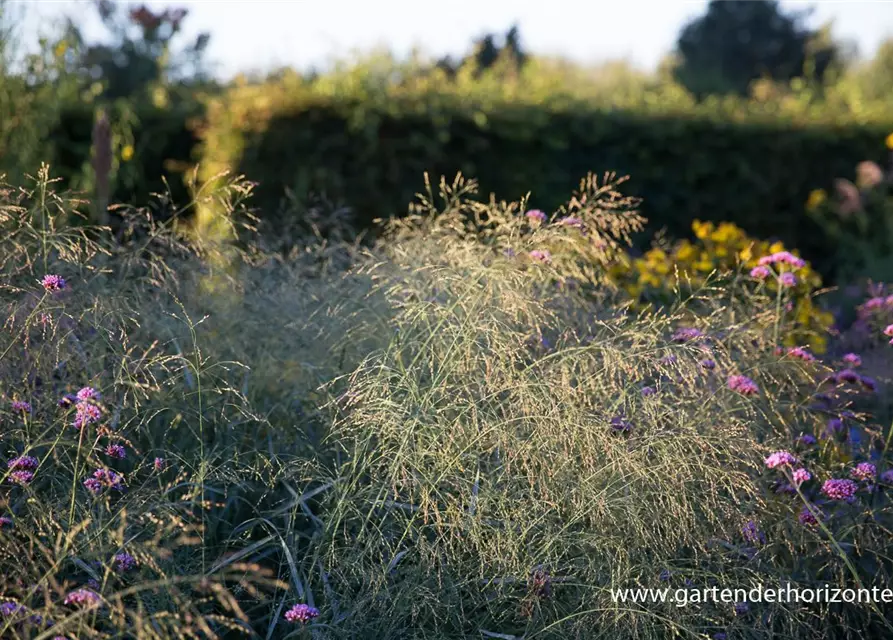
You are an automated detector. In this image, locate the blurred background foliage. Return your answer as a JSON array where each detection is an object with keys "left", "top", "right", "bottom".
[{"left": 1, "top": 0, "right": 892, "bottom": 284}]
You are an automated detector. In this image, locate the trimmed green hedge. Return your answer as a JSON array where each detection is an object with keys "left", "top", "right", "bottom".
[{"left": 197, "top": 83, "right": 893, "bottom": 277}]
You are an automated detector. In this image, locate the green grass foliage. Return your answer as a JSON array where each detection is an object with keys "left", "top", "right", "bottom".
[{"left": 3, "top": 167, "right": 893, "bottom": 638}]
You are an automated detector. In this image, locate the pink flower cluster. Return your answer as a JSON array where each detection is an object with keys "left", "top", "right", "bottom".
[
  {"left": 779, "top": 272, "right": 797, "bottom": 287},
  {"left": 284, "top": 603, "right": 320, "bottom": 623},
  {"left": 70, "top": 387, "right": 103, "bottom": 429},
  {"left": 842, "top": 353, "right": 862, "bottom": 367},
  {"left": 749, "top": 265, "right": 770, "bottom": 279},
  {"left": 525, "top": 209, "right": 547, "bottom": 223},
  {"left": 84, "top": 468, "right": 125, "bottom": 494},
  {"left": 757, "top": 251, "right": 806, "bottom": 269},
  {"left": 727, "top": 375, "right": 759, "bottom": 395},
  {"left": 764, "top": 451, "right": 796, "bottom": 469},
  {"left": 792, "top": 468, "right": 811, "bottom": 485},
  {"left": 40, "top": 274, "right": 67, "bottom": 292},
  {"left": 857, "top": 294, "right": 893, "bottom": 320},
  {"left": 885, "top": 324, "right": 893, "bottom": 344},
  {"left": 63, "top": 588, "right": 100, "bottom": 607},
  {"left": 786, "top": 346, "right": 815, "bottom": 362},
  {"left": 529, "top": 250, "right": 551, "bottom": 264}
]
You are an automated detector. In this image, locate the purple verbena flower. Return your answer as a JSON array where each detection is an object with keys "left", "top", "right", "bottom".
[
  {"left": 7, "top": 456, "right": 38, "bottom": 471},
  {"left": 9, "top": 470, "right": 34, "bottom": 485},
  {"left": 0, "top": 515, "right": 13, "bottom": 528},
  {"left": 859, "top": 375, "right": 877, "bottom": 392},
  {"left": 798, "top": 505, "right": 822, "bottom": 526},
  {"left": 113, "top": 552, "right": 137, "bottom": 573},
  {"left": 0, "top": 601, "right": 26, "bottom": 617},
  {"left": 880, "top": 469, "right": 893, "bottom": 484},
  {"left": 105, "top": 444, "right": 126, "bottom": 459},
  {"left": 779, "top": 272, "right": 797, "bottom": 287},
  {"left": 609, "top": 415, "right": 633, "bottom": 433},
  {"left": 153, "top": 457, "right": 165, "bottom": 472},
  {"left": 93, "top": 468, "right": 125, "bottom": 491},
  {"left": 40, "top": 274, "right": 66, "bottom": 292},
  {"left": 796, "top": 434, "right": 817, "bottom": 446},
  {"left": 764, "top": 450, "right": 796, "bottom": 469},
  {"left": 741, "top": 519, "right": 765, "bottom": 545},
  {"left": 700, "top": 358, "right": 716, "bottom": 370},
  {"left": 83, "top": 478, "right": 102, "bottom": 493},
  {"left": 792, "top": 468, "right": 811, "bottom": 485},
  {"left": 836, "top": 369, "right": 861, "bottom": 384},
  {"left": 671, "top": 327, "right": 704, "bottom": 343},
  {"left": 528, "top": 249, "right": 551, "bottom": 264},
  {"left": 525, "top": 209, "right": 547, "bottom": 223},
  {"left": 727, "top": 375, "right": 759, "bottom": 395},
  {"left": 11, "top": 400, "right": 31, "bottom": 413},
  {"left": 821, "top": 478, "right": 859, "bottom": 501},
  {"left": 885, "top": 324, "right": 893, "bottom": 343},
  {"left": 851, "top": 462, "right": 877, "bottom": 482},
  {"left": 284, "top": 603, "right": 320, "bottom": 624},
  {"left": 58, "top": 394, "right": 77, "bottom": 408},
  {"left": 825, "top": 417, "right": 845, "bottom": 438},
  {"left": 641, "top": 386, "right": 656, "bottom": 397}
]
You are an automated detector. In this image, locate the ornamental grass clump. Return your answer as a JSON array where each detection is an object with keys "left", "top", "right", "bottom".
[{"left": 293, "top": 174, "right": 893, "bottom": 639}]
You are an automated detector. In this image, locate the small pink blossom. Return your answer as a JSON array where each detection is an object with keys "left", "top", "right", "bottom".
[
  {"left": 764, "top": 451, "right": 796, "bottom": 469},
  {"left": 64, "top": 588, "right": 100, "bottom": 607},
  {"left": 76, "top": 386, "right": 100, "bottom": 402},
  {"left": 786, "top": 346, "right": 815, "bottom": 362},
  {"left": 529, "top": 249, "right": 551, "bottom": 264},
  {"left": 40, "top": 274, "right": 67, "bottom": 292},
  {"left": 842, "top": 353, "right": 862, "bottom": 367},
  {"left": 757, "top": 251, "right": 805, "bottom": 269},
  {"left": 750, "top": 265, "right": 770, "bottom": 279},
  {"left": 792, "top": 468, "right": 811, "bottom": 485},
  {"left": 779, "top": 272, "right": 797, "bottom": 287},
  {"left": 727, "top": 375, "right": 759, "bottom": 395},
  {"left": 525, "top": 209, "right": 547, "bottom": 223}
]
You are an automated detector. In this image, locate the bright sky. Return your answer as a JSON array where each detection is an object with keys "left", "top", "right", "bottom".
[{"left": 12, "top": 0, "right": 893, "bottom": 78}]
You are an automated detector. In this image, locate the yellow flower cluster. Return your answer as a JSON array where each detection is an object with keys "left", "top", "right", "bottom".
[{"left": 608, "top": 220, "right": 834, "bottom": 352}]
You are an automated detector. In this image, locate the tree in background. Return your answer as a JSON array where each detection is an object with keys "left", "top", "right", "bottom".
[
  {"left": 63, "top": 0, "right": 211, "bottom": 101},
  {"left": 436, "top": 24, "right": 528, "bottom": 79},
  {"left": 673, "top": 0, "right": 841, "bottom": 98}
]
